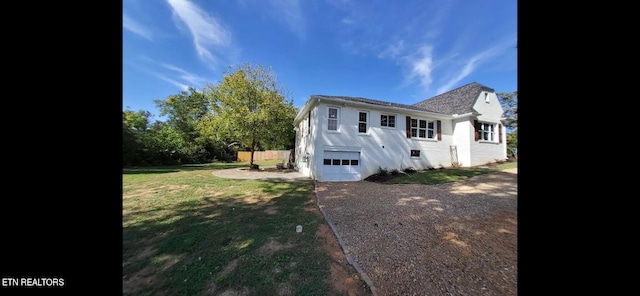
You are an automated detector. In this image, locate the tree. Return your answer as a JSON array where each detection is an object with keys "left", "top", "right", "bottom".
[
  {"left": 155, "top": 87, "right": 209, "bottom": 143},
  {"left": 200, "top": 63, "right": 296, "bottom": 168},
  {"left": 506, "top": 129, "right": 518, "bottom": 159},
  {"left": 497, "top": 91, "right": 518, "bottom": 159},
  {"left": 497, "top": 91, "right": 518, "bottom": 130},
  {"left": 155, "top": 87, "right": 212, "bottom": 163},
  {"left": 123, "top": 110, "right": 153, "bottom": 166}
]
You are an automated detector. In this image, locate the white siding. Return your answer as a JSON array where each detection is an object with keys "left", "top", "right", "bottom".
[
  {"left": 294, "top": 108, "right": 317, "bottom": 178},
  {"left": 451, "top": 119, "right": 472, "bottom": 167},
  {"left": 474, "top": 91, "right": 504, "bottom": 120},
  {"left": 467, "top": 91, "right": 508, "bottom": 166},
  {"left": 314, "top": 102, "right": 455, "bottom": 181}
]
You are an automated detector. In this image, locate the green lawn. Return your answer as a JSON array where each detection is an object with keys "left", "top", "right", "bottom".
[
  {"left": 385, "top": 161, "right": 517, "bottom": 185},
  {"left": 123, "top": 160, "right": 340, "bottom": 296}
]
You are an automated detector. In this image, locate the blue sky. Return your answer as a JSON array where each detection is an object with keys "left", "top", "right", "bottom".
[{"left": 123, "top": 0, "right": 517, "bottom": 120}]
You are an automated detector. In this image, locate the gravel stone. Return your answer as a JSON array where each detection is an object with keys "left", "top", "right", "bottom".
[{"left": 316, "top": 170, "right": 517, "bottom": 296}]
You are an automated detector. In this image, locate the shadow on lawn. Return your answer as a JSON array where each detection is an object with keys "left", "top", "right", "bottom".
[
  {"left": 122, "top": 163, "right": 249, "bottom": 175},
  {"left": 123, "top": 180, "right": 330, "bottom": 296}
]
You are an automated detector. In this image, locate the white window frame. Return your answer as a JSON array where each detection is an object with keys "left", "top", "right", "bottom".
[
  {"left": 358, "top": 111, "right": 369, "bottom": 133},
  {"left": 479, "top": 122, "right": 496, "bottom": 142},
  {"left": 380, "top": 114, "right": 396, "bottom": 128},
  {"left": 411, "top": 118, "right": 437, "bottom": 139},
  {"left": 327, "top": 107, "right": 340, "bottom": 131}
]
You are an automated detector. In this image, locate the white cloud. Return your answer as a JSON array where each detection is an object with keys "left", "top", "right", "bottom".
[
  {"left": 404, "top": 45, "right": 435, "bottom": 90},
  {"left": 133, "top": 57, "right": 208, "bottom": 91},
  {"left": 378, "top": 40, "right": 405, "bottom": 59},
  {"left": 154, "top": 73, "right": 190, "bottom": 91},
  {"left": 123, "top": 13, "right": 153, "bottom": 41},
  {"left": 166, "top": 0, "right": 232, "bottom": 67},
  {"left": 436, "top": 38, "right": 515, "bottom": 94},
  {"left": 160, "top": 63, "right": 207, "bottom": 87}
]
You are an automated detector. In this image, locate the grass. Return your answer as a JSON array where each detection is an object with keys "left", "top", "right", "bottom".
[
  {"left": 386, "top": 161, "right": 518, "bottom": 185},
  {"left": 123, "top": 160, "right": 333, "bottom": 296}
]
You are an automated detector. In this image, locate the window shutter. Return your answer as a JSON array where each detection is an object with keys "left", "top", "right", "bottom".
[
  {"left": 437, "top": 120, "right": 442, "bottom": 141},
  {"left": 474, "top": 120, "right": 479, "bottom": 141},
  {"left": 498, "top": 123, "right": 502, "bottom": 143},
  {"left": 406, "top": 116, "right": 411, "bottom": 138}
]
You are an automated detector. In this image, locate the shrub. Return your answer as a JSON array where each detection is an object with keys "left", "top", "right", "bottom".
[
  {"left": 403, "top": 167, "right": 417, "bottom": 173},
  {"left": 390, "top": 168, "right": 400, "bottom": 175},
  {"left": 377, "top": 166, "right": 388, "bottom": 176}
]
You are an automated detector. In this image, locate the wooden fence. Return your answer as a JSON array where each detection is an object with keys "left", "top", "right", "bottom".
[{"left": 237, "top": 150, "right": 291, "bottom": 162}]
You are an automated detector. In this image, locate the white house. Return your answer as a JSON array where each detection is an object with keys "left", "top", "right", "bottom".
[{"left": 293, "top": 82, "right": 508, "bottom": 182}]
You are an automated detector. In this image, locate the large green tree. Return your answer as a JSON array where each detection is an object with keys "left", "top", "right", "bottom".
[
  {"left": 506, "top": 129, "right": 518, "bottom": 159},
  {"left": 154, "top": 87, "right": 213, "bottom": 163},
  {"left": 123, "top": 110, "right": 153, "bottom": 166},
  {"left": 155, "top": 87, "right": 209, "bottom": 143},
  {"left": 497, "top": 91, "right": 518, "bottom": 130},
  {"left": 200, "top": 63, "right": 296, "bottom": 167},
  {"left": 497, "top": 90, "right": 518, "bottom": 159}
]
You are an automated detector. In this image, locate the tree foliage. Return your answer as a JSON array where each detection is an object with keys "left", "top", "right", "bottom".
[
  {"left": 123, "top": 63, "right": 296, "bottom": 167},
  {"left": 123, "top": 110, "right": 153, "bottom": 166},
  {"left": 497, "top": 91, "right": 518, "bottom": 159},
  {"left": 497, "top": 91, "right": 518, "bottom": 130},
  {"left": 155, "top": 87, "right": 209, "bottom": 143},
  {"left": 506, "top": 129, "right": 518, "bottom": 159},
  {"left": 153, "top": 87, "right": 216, "bottom": 163},
  {"left": 200, "top": 63, "right": 296, "bottom": 166}
]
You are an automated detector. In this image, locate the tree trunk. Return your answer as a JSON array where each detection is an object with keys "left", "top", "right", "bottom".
[{"left": 250, "top": 140, "right": 259, "bottom": 170}]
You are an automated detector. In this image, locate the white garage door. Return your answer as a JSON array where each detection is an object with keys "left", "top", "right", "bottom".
[{"left": 322, "top": 151, "right": 361, "bottom": 181}]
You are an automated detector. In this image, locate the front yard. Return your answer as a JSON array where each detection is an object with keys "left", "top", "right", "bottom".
[{"left": 123, "top": 160, "right": 370, "bottom": 295}]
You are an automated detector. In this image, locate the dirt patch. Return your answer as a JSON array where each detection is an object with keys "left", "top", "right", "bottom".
[
  {"left": 264, "top": 206, "right": 278, "bottom": 215},
  {"left": 307, "top": 192, "right": 372, "bottom": 296},
  {"left": 257, "top": 239, "right": 294, "bottom": 255},
  {"left": 219, "top": 287, "right": 250, "bottom": 296},
  {"left": 218, "top": 259, "right": 239, "bottom": 278},
  {"left": 123, "top": 265, "right": 156, "bottom": 295}
]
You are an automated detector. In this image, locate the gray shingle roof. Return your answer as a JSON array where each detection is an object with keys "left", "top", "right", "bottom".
[
  {"left": 412, "top": 82, "right": 494, "bottom": 115},
  {"left": 310, "top": 95, "right": 447, "bottom": 114}
]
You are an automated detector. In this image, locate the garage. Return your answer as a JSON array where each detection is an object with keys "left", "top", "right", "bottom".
[{"left": 322, "top": 151, "right": 361, "bottom": 181}]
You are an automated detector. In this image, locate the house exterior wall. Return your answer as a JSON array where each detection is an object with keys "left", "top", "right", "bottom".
[
  {"left": 468, "top": 91, "right": 508, "bottom": 166},
  {"left": 294, "top": 107, "right": 318, "bottom": 179},
  {"left": 313, "top": 102, "right": 455, "bottom": 181},
  {"left": 451, "top": 118, "right": 472, "bottom": 167}
]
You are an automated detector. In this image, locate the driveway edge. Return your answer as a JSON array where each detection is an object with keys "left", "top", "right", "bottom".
[{"left": 314, "top": 181, "right": 378, "bottom": 296}]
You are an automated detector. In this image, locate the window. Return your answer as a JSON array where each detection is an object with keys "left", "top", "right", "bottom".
[
  {"left": 350, "top": 159, "right": 358, "bottom": 165},
  {"left": 323, "top": 159, "right": 331, "bottom": 165},
  {"left": 474, "top": 120, "right": 501, "bottom": 143},
  {"left": 341, "top": 159, "right": 349, "bottom": 165},
  {"left": 380, "top": 114, "right": 396, "bottom": 128},
  {"left": 328, "top": 107, "right": 339, "bottom": 131},
  {"left": 358, "top": 112, "right": 368, "bottom": 133},
  {"left": 411, "top": 150, "right": 420, "bottom": 157},
  {"left": 411, "top": 118, "right": 437, "bottom": 139},
  {"left": 484, "top": 92, "right": 490, "bottom": 103},
  {"left": 332, "top": 159, "right": 340, "bottom": 165},
  {"left": 479, "top": 123, "right": 495, "bottom": 141}
]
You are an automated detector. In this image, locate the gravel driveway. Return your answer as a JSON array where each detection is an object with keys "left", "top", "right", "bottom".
[{"left": 316, "top": 170, "right": 517, "bottom": 296}]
